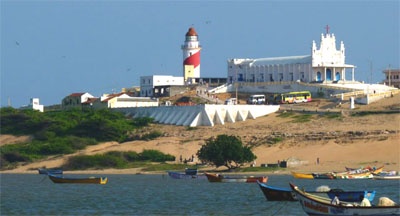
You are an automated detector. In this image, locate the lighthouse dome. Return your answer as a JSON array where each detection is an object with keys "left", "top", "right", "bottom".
[{"left": 186, "top": 27, "right": 198, "bottom": 36}]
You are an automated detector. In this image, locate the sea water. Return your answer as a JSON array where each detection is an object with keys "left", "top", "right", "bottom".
[{"left": 1, "top": 174, "right": 399, "bottom": 216}]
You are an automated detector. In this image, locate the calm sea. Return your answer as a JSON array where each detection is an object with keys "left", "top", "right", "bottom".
[{"left": 1, "top": 174, "right": 399, "bottom": 216}]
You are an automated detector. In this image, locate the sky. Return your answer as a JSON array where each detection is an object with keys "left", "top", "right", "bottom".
[{"left": 1, "top": 0, "right": 399, "bottom": 108}]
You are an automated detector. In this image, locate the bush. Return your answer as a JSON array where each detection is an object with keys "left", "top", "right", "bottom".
[{"left": 139, "top": 149, "right": 175, "bottom": 162}]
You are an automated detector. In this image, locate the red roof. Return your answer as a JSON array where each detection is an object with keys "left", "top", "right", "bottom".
[
  {"left": 69, "top": 93, "right": 85, "bottom": 97},
  {"left": 186, "top": 27, "right": 198, "bottom": 36}
]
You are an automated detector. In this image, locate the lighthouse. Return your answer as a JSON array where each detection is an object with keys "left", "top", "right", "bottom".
[{"left": 181, "top": 27, "right": 201, "bottom": 83}]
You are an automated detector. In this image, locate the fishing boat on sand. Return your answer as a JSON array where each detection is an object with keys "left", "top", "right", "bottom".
[
  {"left": 290, "top": 183, "right": 399, "bottom": 216},
  {"left": 205, "top": 172, "right": 267, "bottom": 183},
  {"left": 48, "top": 174, "right": 108, "bottom": 184}
]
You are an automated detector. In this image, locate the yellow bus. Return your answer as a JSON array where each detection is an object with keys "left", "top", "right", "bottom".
[{"left": 276, "top": 91, "right": 312, "bottom": 104}]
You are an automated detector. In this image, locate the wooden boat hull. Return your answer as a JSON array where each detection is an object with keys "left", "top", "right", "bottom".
[
  {"left": 291, "top": 171, "right": 314, "bottom": 179},
  {"left": 290, "top": 183, "right": 400, "bottom": 216},
  {"left": 312, "top": 172, "right": 335, "bottom": 179},
  {"left": 335, "top": 172, "right": 374, "bottom": 179},
  {"left": 205, "top": 173, "right": 267, "bottom": 183},
  {"left": 167, "top": 171, "right": 207, "bottom": 180},
  {"left": 257, "top": 182, "right": 297, "bottom": 201},
  {"left": 38, "top": 168, "right": 63, "bottom": 175},
  {"left": 373, "top": 175, "right": 400, "bottom": 180},
  {"left": 49, "top": 175, "right": 108, "bottom": 184},
  {"left": 257, "top": 182, "right": 375, "bottom": 202}
]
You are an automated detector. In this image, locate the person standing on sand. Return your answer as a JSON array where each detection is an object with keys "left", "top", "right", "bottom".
[{"left": 317, "top": 157, "right": 320, "bottom": 165}]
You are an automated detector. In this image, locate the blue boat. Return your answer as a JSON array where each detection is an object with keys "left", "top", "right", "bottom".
[
  {"left": 38, "top": 168, "right": 63, "bottom": 175},
  {"left": 257, "top": 181, "right": 375, "bottom": 202},
  {"left": 257, "top": 181, "right": 297, "bottom": 201},
  {"left": 167, "top": 169, "right": 207, "bottom": 180},
  {"left": 327, "top": 189, "right": 376, "bottom": 202}
]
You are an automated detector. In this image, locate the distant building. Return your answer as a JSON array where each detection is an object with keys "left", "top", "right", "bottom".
[
  {"left": 227, "top": 26, "right": 356, "bottom": 85},
  {"left": 182, "top": 27, "right": 202, "bottom": 83},
  {"left": 140, "top": 75, "right": 184, "bottom": 97},
  {"left": 20, "top": 98, "right": 44, "bottom": 112},
  {"left": 61, "top": 92, "right": 96, "bottom": 110},
  {"left": 92, "top": 92, "right": 158, "bottom": 109},
  {"left": 383, "top": 68, "right": 400, "bottom": 89}
]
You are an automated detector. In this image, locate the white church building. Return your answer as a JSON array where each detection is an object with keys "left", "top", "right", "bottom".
[{"left": 227, "top": 27, "right": 356, "bottom": 85}]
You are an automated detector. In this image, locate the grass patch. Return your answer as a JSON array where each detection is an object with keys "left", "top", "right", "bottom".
[
  {"left": 141, "top": 163, "right": 200, "bottom": 172},
  {"left": 277, "top": 112, "right": 296, "bottom": 118},
  {"left": 291, "top": 114, "right": 312, "bottom": 123},
  {"left": 236, "top": 166, "right": 282, "bottom": 172},
  {"left": 322, "top": 113, "right": 342, "bottom": 119}
]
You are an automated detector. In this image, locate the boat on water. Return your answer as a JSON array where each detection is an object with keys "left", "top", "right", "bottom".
[
  {"left": 335, "top": 171, "right": 374, "bottom": 179},
  {"left": 48, "top": 174, "right": 108, "bottom": 184},
  {"left": 38, "top": 168, "right": 63, "bottom": 175},
  {"left": 205, "top": 172, "right": 267, "bottom": 183},
  {"left": 167, "top": 171, "right": 207, "bottom": 180},
  {"left": 345, "top": 166, "right": 384, "bottom": 175},
  {"left": 291, "top": 171, "right": 314, "bottom": 179},
  {"left": 257, "top": 181, "right": 297, "bottom": 201},
  {"left": 290, "top": 183, "right": 400, "bottom": 216},
  {"left": 372, "top": 171, "right": 400, "bottom": 180},
  {"left": 257, "top": 182, "right": 375, "bottom": 202},
  {"left": 312, "top": 172, "right": 336, "bottom": 179}
]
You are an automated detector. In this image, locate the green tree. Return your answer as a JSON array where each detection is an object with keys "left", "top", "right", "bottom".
[{"left": 197, "top": 135, "right": 256, "bottom": 170}]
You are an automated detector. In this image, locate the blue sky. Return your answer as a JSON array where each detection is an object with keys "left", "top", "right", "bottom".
[{"left": 1, "top": 0, "right": 399, "bottom": 108}]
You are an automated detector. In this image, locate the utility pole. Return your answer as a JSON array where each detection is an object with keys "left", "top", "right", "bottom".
[
  {"left": 368, "top": 60, "right": 373, "bottom": 84},
  {"left": 388, "top": 64, "right": 391, "bottom": 86},
  {"left": 235, "top": 66, "right": 238, "bottom": 104}
]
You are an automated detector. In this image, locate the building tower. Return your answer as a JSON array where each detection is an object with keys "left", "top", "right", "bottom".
[{"left": 181, "top": 27, "right": 201, "bottom": 83}]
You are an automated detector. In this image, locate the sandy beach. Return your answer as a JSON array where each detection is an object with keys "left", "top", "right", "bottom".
[{"left": 1, "top": 95, "right": 399, "bottom": 175}]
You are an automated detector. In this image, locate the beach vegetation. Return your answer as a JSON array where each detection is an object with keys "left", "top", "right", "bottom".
[
  {"left": 62, "top": 150, "right": 175, "bottom": 170},
  {"left": 196, "top": 134, "right": 256, "bottom": 170},
  {"left": 0, "top": 107, "right": 156, "bottom": 170}
]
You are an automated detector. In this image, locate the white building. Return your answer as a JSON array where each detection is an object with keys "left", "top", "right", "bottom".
[
  {"left": 227, "top": 28, "right": 356, "bottom": 85},
  {"left": 140, "top": 75, "right": 184, "bottom": 97},
  {"left": 20, "top": 98, "right": 44, "bottom": 112},
  {"left": 92, "top": 93, "right": 158, "bottom": 109},
  {"left": 62, "top": 92, "right": 95, "bottom": 110},
  {"left": 181, "top": 27, "right": 201, "bottom": 83}
]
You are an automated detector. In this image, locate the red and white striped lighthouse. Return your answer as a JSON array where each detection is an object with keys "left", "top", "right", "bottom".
[{"left": 181, "top": 27, "right": 201, "bottom": 83}]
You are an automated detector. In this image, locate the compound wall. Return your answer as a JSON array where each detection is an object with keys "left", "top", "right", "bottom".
[{"left": 116, "top": 104, "right": 280, "bottom": 127}]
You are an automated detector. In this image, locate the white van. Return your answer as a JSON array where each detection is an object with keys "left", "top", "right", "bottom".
[{"left": 247, "top": 94, "right": 265, "bottom": 104}]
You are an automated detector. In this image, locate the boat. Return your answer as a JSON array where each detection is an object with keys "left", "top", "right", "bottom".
[
  {"left": 290, "top": 183, "right": 400, "bottom": 216},
  {"left": 184, "top": 168, "right": 198, "bottom": 175},
  {"left": 257, "top": 181, "right": 297, "bottom": 201},
  {"left": 291, "top": 171, "right": 314, "bottom": 179},
  {"left": 345, "top": 166, "right": 384, "bottom": 175},
  {"left": 327, "top": 189, "right": 376, "bottom": 202},
  {"left": 205, "top": 172, "right": 268, "bottom": 183},
  {"left": 38, "top": 168, "right": 63, "bottom": 175},
  {"left": 312, "top": 172, "right": 335, "bottom": 179},
  {"left": 167, "top": 171, "right": 207, "bottom": 180},
  {"left": 335, "top": 171, "right": 374, "bottom": 179},
  {"left": 373, "top": 172, "right": 400, "bottom": 180},
  {"left": 257, "top": 182, "right": 375, "bottom": 202},
  {"left": 373, "top": 175, "right": 400, "bottom": 180},
  {"left": 48, "top": 174, "right": 108, "bottom": 184}
]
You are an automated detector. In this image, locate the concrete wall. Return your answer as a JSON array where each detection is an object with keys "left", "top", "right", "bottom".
[{"left": 116, "top": 104, "right": 280, "bottom": 127}]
